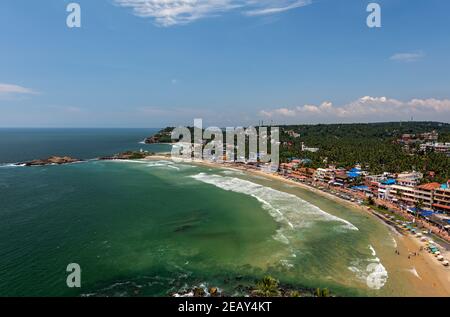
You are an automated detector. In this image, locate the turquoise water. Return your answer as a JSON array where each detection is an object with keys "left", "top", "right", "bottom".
[{"left": 0, "top": 129, "right": 402, "bottom": 297}]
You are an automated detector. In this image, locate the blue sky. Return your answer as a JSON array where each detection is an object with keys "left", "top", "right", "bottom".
[{"left": 1, "top": 0, "right": 450, "bottom": 127}]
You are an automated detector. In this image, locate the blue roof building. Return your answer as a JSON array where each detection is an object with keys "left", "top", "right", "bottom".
[{"left": 381, "top": 179, "right": 396, "bottom": 185}]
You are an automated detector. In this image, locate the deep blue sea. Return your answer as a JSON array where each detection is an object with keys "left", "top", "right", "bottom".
[{"left": 0, "top": 128, "right": 170, "bottom": 164}]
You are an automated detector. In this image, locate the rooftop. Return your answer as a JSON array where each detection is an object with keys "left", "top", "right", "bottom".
[{"left": 417, "top": 183, "right": 441, "bottom": 191}]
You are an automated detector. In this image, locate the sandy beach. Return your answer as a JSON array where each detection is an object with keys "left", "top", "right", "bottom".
[{"left": 144, "top": 155, "right": 450, "bottom": 296}]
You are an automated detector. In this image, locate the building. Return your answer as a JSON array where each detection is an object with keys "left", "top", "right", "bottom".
[
  {"left": 396, "top": 171, "right": 423, "bottom": 184},
  {"left": 301, "top": 142, "right": 320, "bottom": 153},
  {"left": 396, "top": 178, "right": 419, "bottom": 187},
  {"left": 387, "top": 185, "right": 417, "bottom": 206},
  {"left": 286, "top": 130, "right": 301, "bottom": 138},
  {"left": 279, "top": 163, "right": 296, "bottom": 175},
  {"left": 433, "top": 182, "right": 450, "bottom": 214},
  {"left": 387, "top": 182, "right": 440, "bottom": 209},
  {"left": 296, "top": 167, "right": 316, "bottom": 178},
  {"left": 420, "top": 142, "right": 450, "bottom": 155},
  {"left": 375, "top": 179, "right": 396, "bottom": 199},
  {"left": 314, "top": 168, "right": 335, "bottom": 183},
  {"left": 415, "top": 183, "right": 441, "bottom": 209},
  {"left": 334, "top": 173, "right": 350, "bottom": 187},
  {"left": 420, "top": 131, "right": 439, "bottom": 142}
]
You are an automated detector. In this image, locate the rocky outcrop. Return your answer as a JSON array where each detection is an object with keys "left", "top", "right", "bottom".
[
  {"left": 145, "top": 128, "right": 174, "bottom": 144},
  {"left": 20, "top": 156, "right": 82, "bottom": 166},
  {"left": 99, "top": 151, "right": 150, "bottom": 161},
  {"left": 144, "top": 135, "right": 162, "bottom": 144}
]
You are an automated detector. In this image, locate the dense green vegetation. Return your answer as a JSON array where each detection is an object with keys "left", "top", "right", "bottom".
[{"left": 280, "top": 122, "right": 450, "bottom": 183}]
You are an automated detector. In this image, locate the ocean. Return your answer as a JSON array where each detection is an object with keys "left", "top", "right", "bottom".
[{"left": 0, "top": 129, "right": 415, "bottom": 296}]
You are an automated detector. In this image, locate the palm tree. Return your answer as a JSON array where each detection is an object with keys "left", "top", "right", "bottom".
[
  {"left": 253, "top": 276, "right": 281, "bottom": 297},
  {"left": 415, "top": 199, "right": 424, "bottom": 212},
  {"left": 414, "top": 199, "right": 424, "bottom": 223}
]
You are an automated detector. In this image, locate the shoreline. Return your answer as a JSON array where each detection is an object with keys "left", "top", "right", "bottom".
[{"left": 143, "top": 155, "right": 450, "bottom": 296}]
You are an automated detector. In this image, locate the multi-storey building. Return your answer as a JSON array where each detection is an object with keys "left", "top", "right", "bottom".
[
  {"left": 397, "top": 178, "right": 419, "bottom": 187},
  {"left": 415, "top": 183, "right": 441, "bottom": 209},
  {"left": 387, "top": 185, "right": 417, "bottom": 206},
  {"left": 433, "top": 182, "right": 450, "bottom": 214},
  {"left": 420, "top": 142, "right": 450, "bottom": 155},
  {"left": 314, "top": 168, "right": 335, "bottom": 183},
  {"left": 387, "top": 183, "right": 440, "bottom": 209}
]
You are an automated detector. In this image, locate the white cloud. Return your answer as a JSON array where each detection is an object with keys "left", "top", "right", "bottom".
[
  {"left": 259, "top": 96, "right": 450, "bottom": 123},
  {"left": 114, "top": 0, "right": 312, "bottom": 26},
  {"left": 0, "top": 83, "right": 37, "bottom": 96},
  {"left": 245, "top": 0, "right": 311, "bottom": 16},
  {"left": 390, "top": 52, "right": 424, "bottom": 63}
]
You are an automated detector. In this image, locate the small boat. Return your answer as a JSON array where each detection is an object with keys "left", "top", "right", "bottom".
[
  {"left": 434, "top": 251, "right": 441, "bottom": 256},
  {"left": 442, "top": 261, "right": 449, "bottom": 267},
  {"left": 437, "top": 255, "right": 444, "bottom": 261}
]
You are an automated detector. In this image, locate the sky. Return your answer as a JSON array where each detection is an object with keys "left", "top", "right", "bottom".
[{"left": 1, "top": 0, "right": 450, "bottom": 128}]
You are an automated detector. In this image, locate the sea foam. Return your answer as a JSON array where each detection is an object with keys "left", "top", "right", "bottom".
[
  {"left": 0, "top": 163, "right": 23, "bottom": 168},
  {"left": 348, "top": 245, "right": 388, "bottom": 290}
]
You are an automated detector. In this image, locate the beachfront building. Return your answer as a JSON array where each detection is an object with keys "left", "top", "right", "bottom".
[
  {"left": 376, "top": 179, "right": 396, "bottom": 199},
  {"left": 387, "top": 182, "right": 440, "bottom": 209},
  {"left": 433, "top": 182, "right": 450, "bottom": 214},
  {"left": 334, "top": 173, "right": 350, "bottom": 187},
  {"left": 296, "top": 167, "right": 316, "bottom": 179},
  {"left": 414, "top": 183, "right": 441, "bottom": 209},
  {"left": 387, "top": 185, "right": 416, "bottom": 206},
  {"left": 313, "top": 168, "right": 335, "bottom": 183},
  {"left": 364, "top": 173, "right": 395, "bottom": 198},
  {"left": 279, "top": 162, "right": 296, "bottom": 175}
]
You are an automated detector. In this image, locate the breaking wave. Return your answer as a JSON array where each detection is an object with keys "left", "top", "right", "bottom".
[
  {"left": 348, "top": 245, "right": 388, "bottom": 290},
  {"left": 0, "top": 163, "right": 23, "bottom": 168},
  {"left": 189, "top": 173, "right": 359, "bottom": 234}
]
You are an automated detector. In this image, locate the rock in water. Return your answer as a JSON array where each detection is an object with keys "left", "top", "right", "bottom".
[{"left": 20, "top": 156, "right": 82, "bottom": 166}]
